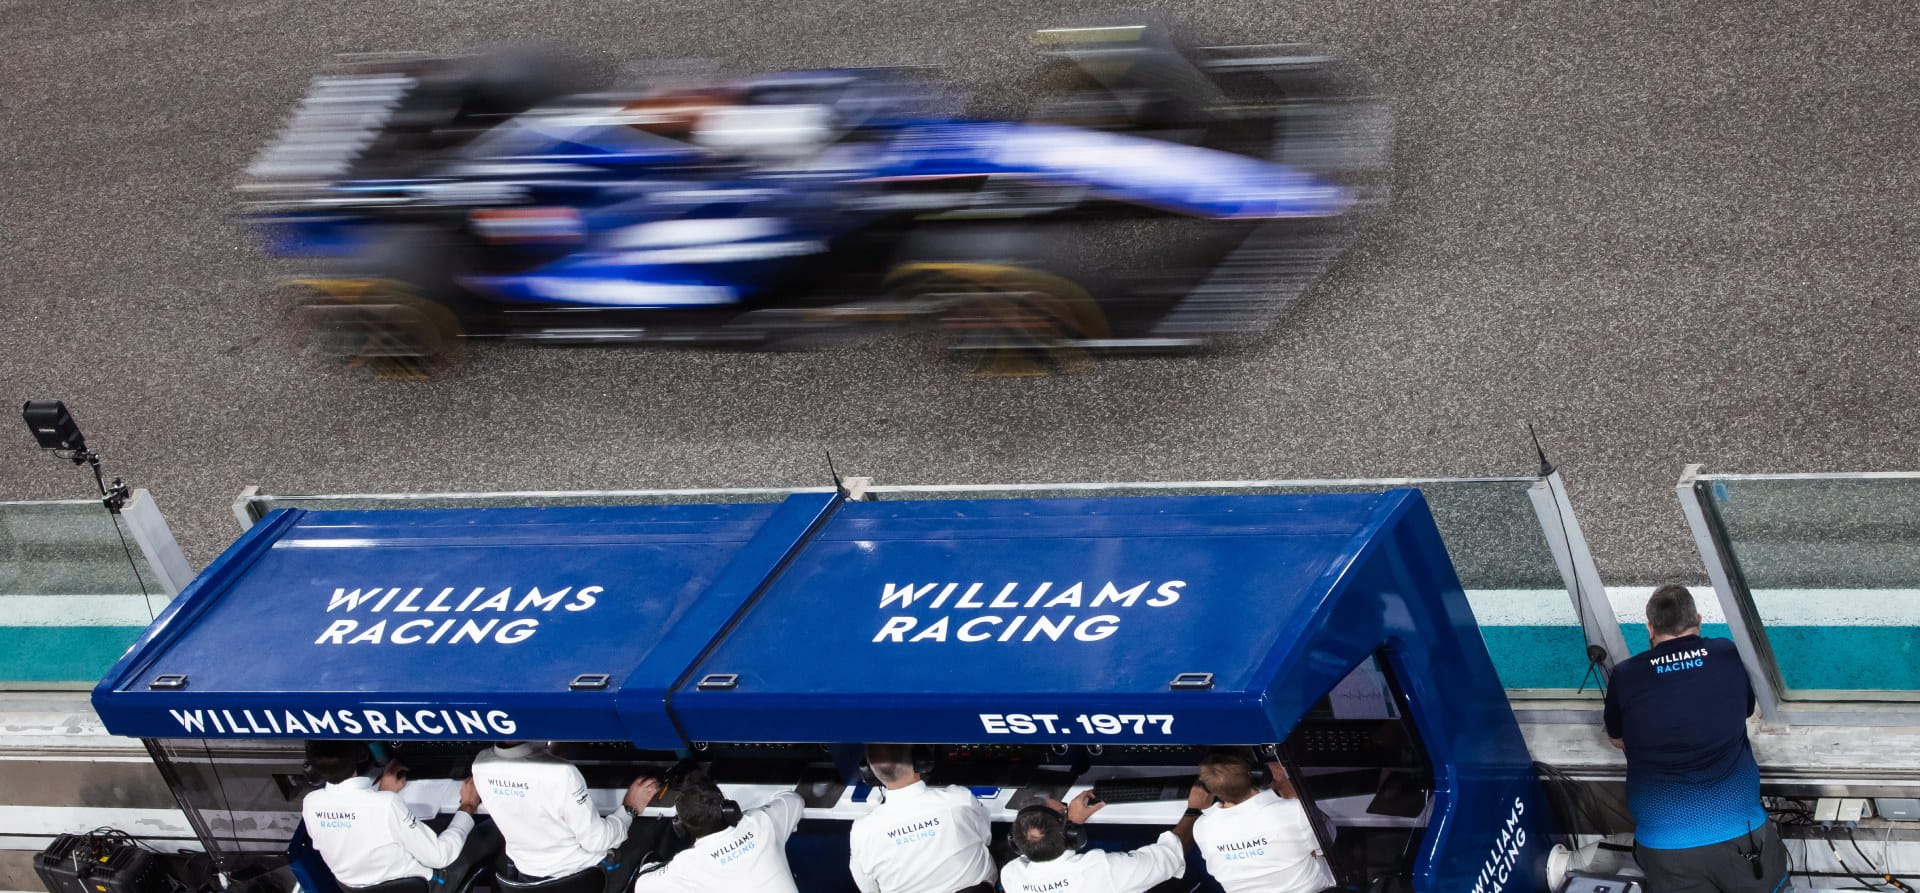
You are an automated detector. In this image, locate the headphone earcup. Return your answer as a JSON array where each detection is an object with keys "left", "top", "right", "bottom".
[
  {"left": 857, "top": 760, "right": 879, "bottom": 788},
  {"left": 722, "top": 800, "right": 743, "bottom": 827},
  {"left": 912, "top": 745, "right": 938, "bottom": 779},
  {"left": 1063, "top": 822, "right": 1088, "bottom": 852}
]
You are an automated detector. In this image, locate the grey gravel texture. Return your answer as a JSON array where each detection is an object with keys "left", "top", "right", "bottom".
[{"left": 1, "top": 0, "right": 1915, "bottom": 582}]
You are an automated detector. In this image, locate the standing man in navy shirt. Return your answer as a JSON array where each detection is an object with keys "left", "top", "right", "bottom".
[{"left": 1603, "top": 585, "right": 1786, "bottom": 892}]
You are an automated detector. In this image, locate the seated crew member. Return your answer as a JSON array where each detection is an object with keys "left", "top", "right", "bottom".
[
  {"left": 302, "top": 741, "right": 499, "bottom": 889},
  {"left": 470, "top": 742, "right": 665, "bottom": 889},
  {"left": 847, "top": 744, "right": 994, "bottom": 893},
  {"left": 1191, "top": 753, "right": 1338, "bottom": 893},
  {"left": 632, "top": 770, "right": 804, "bottom": 892},
  {"left": 999, "top": 789, "right": 1204, "bottom": 893}
]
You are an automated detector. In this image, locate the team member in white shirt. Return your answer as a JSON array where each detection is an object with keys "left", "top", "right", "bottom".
[
  {"left": 847, "top": 744, "right": 994, "bottom": 893},
  {"left": 471, "top": 742, "right": 665, "bottom": 889},
  {"left": 301, "top": 741, "right": 499, "bottom": 889},
  {"left": 1191, "top": 753, "right": 1338, "bottom": 893},
  {"left": 999, "top": 788, "right": 1206, "bottom": 893},
  {"left": 632, "top": 770, "right": 804, "bottom": 893}
]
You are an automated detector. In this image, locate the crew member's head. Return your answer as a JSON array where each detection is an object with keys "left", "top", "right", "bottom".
[
  {"left": 1198, "top": 752, "right": 1259, "bottom": 805},
  {"left": 305, "top": 740, "right": 373, "bottom": 784},
  {"left": 1012, "top": 804, "right": 1069, "bottom": 863},
  {"left": 675, "top": 770, "right": 735, "bottom": 839},
  {"left": 864, "top": 743, "right": 920, "bottom": 789},
  {"left": 1646, "top": 584, "right": 1703, "bottom": 643}
]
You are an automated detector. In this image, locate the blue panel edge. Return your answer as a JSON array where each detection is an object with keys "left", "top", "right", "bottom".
[
  {"left": 616, "top": 490, "right": 843, "bottom": 748},
  {"left": 92, "top": 508, "right": 308, "bottom": 724}
]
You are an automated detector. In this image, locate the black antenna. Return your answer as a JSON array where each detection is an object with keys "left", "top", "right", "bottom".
[
  {"left": 824, "top": 449, "right": 847, "bottom": 496},
  {"left": 1526, "top": 422, "right": 1555, "bottom": 477}
]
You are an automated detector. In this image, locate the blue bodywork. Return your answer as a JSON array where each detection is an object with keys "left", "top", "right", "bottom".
[
  {"left": 249, "top": 65, "right": 1353, "bottom": 316},
  {"left": 95, "top": 489, "right": 1548, "bottom": 890}
]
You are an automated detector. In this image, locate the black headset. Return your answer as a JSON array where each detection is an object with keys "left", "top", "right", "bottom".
[
  {"left": 302, "top": 741, "right": 374, "bottom": 784},
  {"left": 669, "top": 797, "right": 743, "bottom": 841},
  {"left": 1006, "top": 803, "right": 1088, "bottom": 858},
  {"left": 857, "top": 744, "right": 939, "bottom": 787},
  {"left": 1196, "top": 747, "right": 1276, "bottom": 799}
]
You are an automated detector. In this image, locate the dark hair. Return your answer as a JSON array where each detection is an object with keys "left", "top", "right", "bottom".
[
  {"left": 1646, "top": 584, "right": 1703, "bottom": 637},
  {"left": 865, "top": 744, "right": 917, "bottom": 786},
  {"left": 1198, "top": 752, "right": 1257, "bottom": 804},
  {"left": 305, "top": 740, "right": 371, "bottom": 785},
  {"left": 1013, "top": 806, "right": 1068, "bottom": 862},
  {"left": 675, "top": 771, "right": 732, "bottom": 839}
]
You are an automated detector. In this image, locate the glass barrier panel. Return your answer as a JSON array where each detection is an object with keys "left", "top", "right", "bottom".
[
  {"left": 1702, "top": 476, "right": 1920, "bottom": 698},
  {"left": 864, "top": 480, "right": 1596, "bottom": 693},
  {"left": 0, "top": 500, "right": 165, "bottom": 686}
]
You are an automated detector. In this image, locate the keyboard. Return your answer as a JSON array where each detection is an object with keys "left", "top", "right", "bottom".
[{"left": 1091, "top": 775, "right": 1196, "bottom": 804}]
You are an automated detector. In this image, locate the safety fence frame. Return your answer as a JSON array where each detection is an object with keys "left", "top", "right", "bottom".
[
  {"left": 0, "top": 490, "right": 192, "bottom": 691},
  {"left": 1677, "top": 465, "right": 1920, "bottom": 728}
]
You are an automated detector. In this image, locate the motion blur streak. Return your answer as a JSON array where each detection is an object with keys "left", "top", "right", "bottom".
[{"left": 239, "top": 29, "right": 1392, "bottom": 378}]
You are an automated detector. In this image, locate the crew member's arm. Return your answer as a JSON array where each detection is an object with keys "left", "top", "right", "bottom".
[
  {"left": 1058, "top": 789, "right": 1184, "bottom": 893},
  {"left": 630, "top": 860, "right": 686, "bottom": 893},
  {"left": 553, "top": 765, "right": 639, "bottom": 856},
  {"left": 1267, "top": 761, "right": 1299, "bottom": 799},
  {"left": 759, "top": 791, "right": 805, "bottom": 843},
  {"left": 385, "top": 774, "right": 479, "bottom": 870},
  {"left": 1173, "top": 783, "right": 1209, "bottom": 850},
  {"left": 957, "top": 793, "right": 996, "bottom": 885},
  {"left": 847, "top": 824, "right": 880, "bottom": 893}
]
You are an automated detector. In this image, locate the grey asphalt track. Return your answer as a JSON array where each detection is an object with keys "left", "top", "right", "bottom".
[{"left": 2, "top": 0, "right": 1915, "bottom": 582}]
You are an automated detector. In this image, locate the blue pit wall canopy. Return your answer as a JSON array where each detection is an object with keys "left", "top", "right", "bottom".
[{"left": 94, "top": 488, "right": 1552, "bottom": 892}]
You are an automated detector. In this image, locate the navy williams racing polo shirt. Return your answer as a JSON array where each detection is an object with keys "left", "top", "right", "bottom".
[{"left": 1603, "top": 635, "right": 1767, "bottom": 849}]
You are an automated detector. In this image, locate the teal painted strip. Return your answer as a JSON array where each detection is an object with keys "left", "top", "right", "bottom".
[
  {"left": 0, "top": 626, "right": 145, "bottom": 683},
  {"left": 9, "top": 623, "right": 1914, "bottom": 693},
  {"left": 1482, "top": 624, "right": 1920, "bottom": 694}
]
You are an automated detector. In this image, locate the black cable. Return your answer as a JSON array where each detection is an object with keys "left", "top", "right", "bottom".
[
  {"left": 1524, "top": 429, "right": 1613, "bottom": 690},
  {"left": 1826, "top": 829, "right": 1886, "bottom": 890},
  {"left": 108, "top": 512, "right": 158, "bottom": 622},
  {"left": 1849, "top": 826, "right": 1883, "bottom": 874},
  {"left": 1846, "top": 826, "right": 1915, "bottom": 891}
]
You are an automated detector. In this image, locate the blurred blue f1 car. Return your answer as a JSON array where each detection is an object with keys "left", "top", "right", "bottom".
[{"left": 243, "top": 29, "right": 1389, "bottom": 374}]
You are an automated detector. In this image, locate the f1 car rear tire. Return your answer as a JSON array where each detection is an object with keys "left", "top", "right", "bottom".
[
  {"left": 283, "top": 279, "right": 467, "bottom": 380},
  {"left": 889, "top": 263, "right": 1111, "bottom": 377}
]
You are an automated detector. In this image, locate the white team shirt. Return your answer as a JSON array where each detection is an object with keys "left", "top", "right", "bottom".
[
  {"left": 472, "top": 744, "right": 632, "bottom": 879},
  {"left": 303, "top": 776, "right": 474, "bottom": 886},
  {"left": 847, "top": 781, "right": 995, "bottom": 893},
  {"left": 632, "top": 791, "right": 804, "bottom": 893},
  {"left": 999, "top": 830, "right": 1186, "bottom": 893},
  {"left": 1193, "top": 790, "right": 1335, "bottom": 893}
]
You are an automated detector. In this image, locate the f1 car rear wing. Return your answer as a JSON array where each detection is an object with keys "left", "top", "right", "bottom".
[{"left": 242, "top": 67, "right": 422, "bottom": 195}]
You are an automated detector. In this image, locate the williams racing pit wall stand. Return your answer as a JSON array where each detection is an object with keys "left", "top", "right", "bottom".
[{"left": 92, "top": 489, "right": 1555, "bottom": 892}]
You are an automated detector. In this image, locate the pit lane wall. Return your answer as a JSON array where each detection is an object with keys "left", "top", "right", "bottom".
[{"left": 5, "top": 472, "right": 1920, "bottom": 889}]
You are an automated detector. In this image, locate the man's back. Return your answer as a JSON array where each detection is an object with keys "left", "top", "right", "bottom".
[
  {"left": 999, "top": 831, "right": 1186, "bottom": 893},
  {"left": 847, "top": 782, "right": 993, "bottom": 893},
  {"left": 471, "top": 744, "right": 627, "bottom": 879},
  {"left": 303, "top": 777, "right": 470, "bottom": 886},
  {"left": 1604, "top": 634, "right": 1767, "bottom": 848},
  {"left": 1193, "top": 790, "right": 1335, "bottom": 893},
  {"left": 633, "top": 792, "right": 804, "bottom": 893}
]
